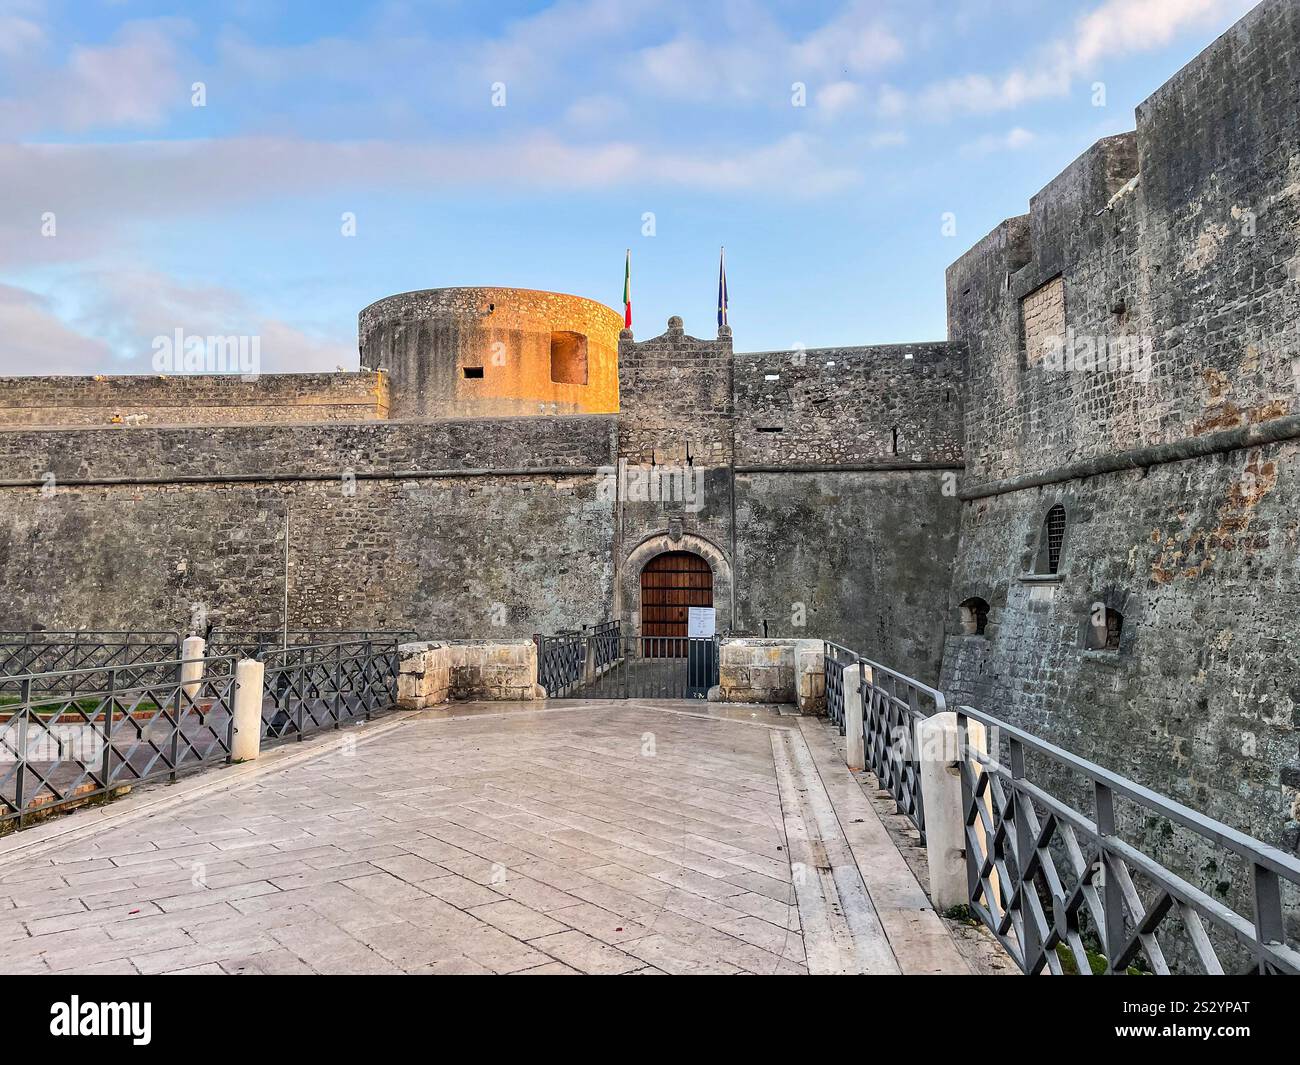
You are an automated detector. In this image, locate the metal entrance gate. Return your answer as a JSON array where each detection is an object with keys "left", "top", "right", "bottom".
[{"left": 536, "top": 624, "right": 718, "bottom": 700}]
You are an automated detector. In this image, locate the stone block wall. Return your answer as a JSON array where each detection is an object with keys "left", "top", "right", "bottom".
[
  {"left": 398, "top": 640, "right": 542, "bottom": 706},
  {"left": 734, "top": 470, "right": 960, "bottom": 683},
  {"left": 0, "top": 413, "right": 616, "bottom": 483},
  {"left": 733, "top": 343, "right": 965, "bottom": 467},
  {"left": 398, "top": 642, "right": 452, "bottom": 707},
  {"left": 711, "top": 637, "right": 823, "bottom": 708},
  {"left": 0, "top": 416, "right": 618, "bottom": 637},
  {"left": 941, "top": 0, "right": 1300, "bottom": 867},
  {"left": 617, "top": 319, "right": 733, "bottom": 467},
  {"left": 941, "top": 440, "right": 1300, "bottom": 842},
  {"left": 0, "top": 372, "right": 388, "bottom": 428}
]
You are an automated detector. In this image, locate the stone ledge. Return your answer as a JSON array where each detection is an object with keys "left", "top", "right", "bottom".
[
  {"left": 710, "top": 637, "right": 825, "bottom": 713},
  {"left": 398, "top": 640, "right": 543, "bottom": 706}
]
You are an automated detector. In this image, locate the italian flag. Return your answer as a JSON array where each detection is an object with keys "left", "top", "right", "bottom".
[{"left": 622, "top": 248, "right": 632, "bottom": 329}]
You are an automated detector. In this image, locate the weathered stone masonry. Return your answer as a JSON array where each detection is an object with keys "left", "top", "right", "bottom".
[
  {"left": 0, "top": 371, "right": 388, "bottom": 428},
  {"left": 941, "top": 0, "right": 1300, "bottom": 861},
  {"left": 0, "top": 305, "right": 963, "bottom": 683},
  {"left": 0, "top": 0, "right": 1294, "bottom": 884}
]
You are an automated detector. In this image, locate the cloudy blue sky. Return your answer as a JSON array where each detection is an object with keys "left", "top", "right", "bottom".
[{"left": 0, "top": 0, "right": 1262, "bottom": 373}]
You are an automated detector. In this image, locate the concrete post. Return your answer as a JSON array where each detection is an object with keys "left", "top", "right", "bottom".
[
  {"left": 843, "top": 663, "right": 865, "bottom": 770},
  {"left": 795, "top": 641, "right": 826, "bottom": 715},
  {"left": 231, "top": 658, "right": 265, "bottom": 762},
  {"left": 917, "top": 711, "right": 994, "bottom": 912},
  {"left": 180, "top": 636, "right": 205, "bottom": 701},
  {"left": 581, "top": 628, "right": 598, "bottom": 686},
  {"left": 917, "top": 712, "right": 963, "bottom": 910}
]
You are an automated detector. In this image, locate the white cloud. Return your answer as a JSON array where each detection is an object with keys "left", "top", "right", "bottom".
[
  {"left": 0, "top": 133, "right": 861, "bottom": 272},
  {"left": 0, "top": 12, "right": 45, "bottom": 60},
  {"left": 961, "top": 126, "right": 1036, "bottom": 156},
  {"left": 1073, "top": 0, "right": 1253, "bottom": 67},
  {"left": 632, "top": 2, "right": 902, "bottom": 103},
  {"left": 563, "top": 94, "right": 629, "bottom": 127},
  {"left": 815, "top": 81, "right": 862, "bottom": 117},
  {"left": 0, "top": 272, "right": 354, "bottom": 376},
  {"left": 791, "top": 2, "right": 904, "bottom": 73},
  {"left": 913, "top": 0, "right": 1258, "bottom": 117},
  {"left": 0, "top": 18, "right": 191, "bottom": 136},
  {"left": 0, "top": 283, "right": 119, "bottom": 375},
  {"left": 876, "top": 84, "right": 907, "bottom": 119},
  {"left": 868, "top": 130, "right": 908, "bottom": 149}
]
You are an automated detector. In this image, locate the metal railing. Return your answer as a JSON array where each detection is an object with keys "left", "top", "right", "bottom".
[
  {"left": 536, "top": 623, "right": 719, "bottom": 700},
  {"left": 823, "top": 642, "right": 857, "bottom": 730},
  {"left": 823, "top": 641, "right": 946, "bottom": 842},
  {"left": 536, "top": 630, "right": 590, "bottom": 699},
  {"left": 0, "top": 632, "right": 182, "bottom": 692},
  {"left": 259, "top": 639, "right": 400, "bottom": 740},
  {"left": 826, "top": 639, "right": 1300, "bottom": 974},
  {"left": 861, "top": 657, "right": 946, "bottom": 844},
  {"left": 954, "top": 704, "right": 1300, "bottom": 975},
  {"left": 208, "top": 629, "right": 417, "bottom": 659},
  {"left": 0, "top": 639, "right": 400, "bottom": 829},
  {"left": 590, "top": 620, "right": 622, "bottom": 671},
  {"left": 0, "top": 654, "right": 237, "bottom": 827}
]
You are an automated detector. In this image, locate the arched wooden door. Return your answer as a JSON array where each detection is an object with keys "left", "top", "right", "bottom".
[{"left": 639, "top": 551, "right": 713, "bottom": 657}]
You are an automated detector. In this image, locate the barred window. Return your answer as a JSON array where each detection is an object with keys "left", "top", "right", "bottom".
[
  {"left": 1034, "top": 504, "right": 1067, "bottom": 575},
  {"left": 1045, "top": 505, "right": 1066, "bottom": 572}
]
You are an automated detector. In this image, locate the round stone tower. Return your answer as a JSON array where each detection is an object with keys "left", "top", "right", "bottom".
[{"left": 358, "top": 287, "right": 622, "bottom": 419}]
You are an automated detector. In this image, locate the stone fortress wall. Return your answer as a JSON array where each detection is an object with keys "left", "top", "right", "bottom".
[
  {"left": 612, "top": 320, "right": 963, "bottom": 678},
  {"left": 940, "top": 0, "right": 1300, "bottom": 852},
  {"left": 0, "top": 0, "right": 1294, "bottom": 863},
  {"left": 0, "top": 312, "right": 963, "bottom": 682},
  {"left": 0, "top": 371, "right": 388, "bottom": 427}
]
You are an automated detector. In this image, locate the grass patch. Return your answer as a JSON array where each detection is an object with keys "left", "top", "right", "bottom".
[
  {"left": 0, "top": 694, "right": 162, "bottom": 716},
  {"left": 1055, "top": 941, "right": 1148, "bottom": 975}
]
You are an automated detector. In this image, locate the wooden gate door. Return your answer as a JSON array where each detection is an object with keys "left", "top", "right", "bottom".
[{"left": 639, "top": 551, "right": 713, "bottom": 657}]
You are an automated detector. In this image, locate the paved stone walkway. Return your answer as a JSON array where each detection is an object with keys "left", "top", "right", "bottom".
[{"left": 0, "top": 701, "right": 970, "bottom": 975}]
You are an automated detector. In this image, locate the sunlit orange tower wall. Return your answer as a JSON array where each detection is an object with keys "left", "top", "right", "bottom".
[{"left": 359, "top": 287, "right": 621, "bottom": 419}]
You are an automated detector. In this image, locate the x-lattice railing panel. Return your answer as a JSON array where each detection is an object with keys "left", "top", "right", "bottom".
[
  {"left": 1, "top": 638, "right": 399, "bottom": 827},
  {"left": 0, "top": 658, "right": 236, "bottom": 825},
  {"left": 955, "top": 706, "right": 1300, "bottom": 975}
]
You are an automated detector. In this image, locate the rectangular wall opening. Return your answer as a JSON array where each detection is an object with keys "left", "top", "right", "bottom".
[{"left": 550, "top": 331, "right": 588, "bottom": 385}]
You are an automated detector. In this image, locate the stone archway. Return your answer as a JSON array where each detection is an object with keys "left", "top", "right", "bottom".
[
  {"left": 617, "top": 532, "right": 733, "bottom": 638},
  {"left": 640, "top": 551, "right": 712, "bottom": 656}
]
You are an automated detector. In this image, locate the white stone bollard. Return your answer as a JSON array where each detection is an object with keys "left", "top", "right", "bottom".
[
  {"left": 917, "top": 711, "right": 993, "bottom": 912},
  {"left": 231, "top": 658, "right": 265, "bottom": 762},
  {"left": 917, "top": 712, "right": 964, "bottom": 910},
  {"left": 795, "top": 643, "right": 825, "bottom": 714},
  {"left": 180, "top": 636, "right": 205, "bottom": 701},
  {"left": 843, "top": 663, "right": 865, "bottom": 770}
]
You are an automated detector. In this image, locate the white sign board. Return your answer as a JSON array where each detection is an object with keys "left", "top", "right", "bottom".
[{"left": 687, "top": 606, "right": 716, "bottom": 638}]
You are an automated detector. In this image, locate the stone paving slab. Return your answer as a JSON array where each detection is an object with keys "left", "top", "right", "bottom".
[{"left": 0, "top": 700, "right": 969, "bottom": 975}]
